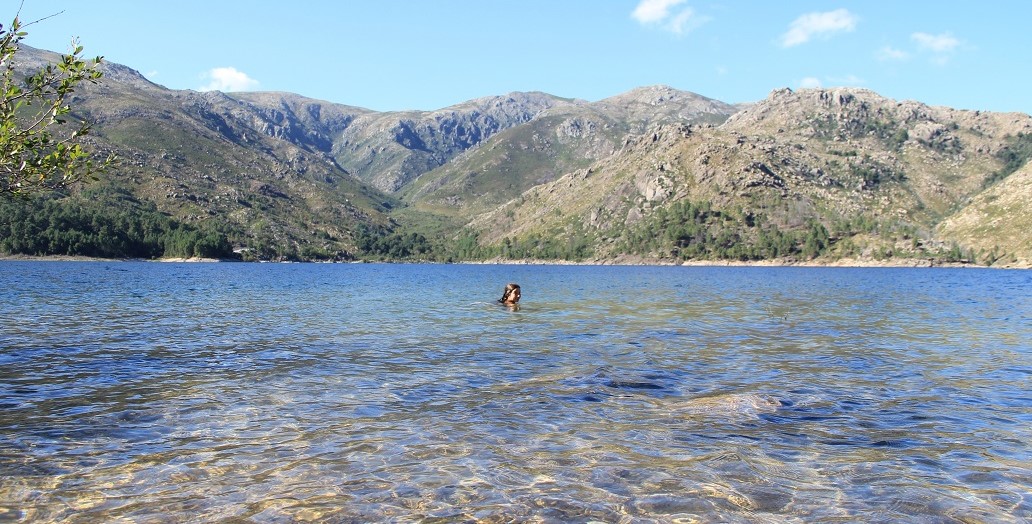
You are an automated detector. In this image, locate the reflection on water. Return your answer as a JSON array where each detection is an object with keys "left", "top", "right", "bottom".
[{"left": 1, "top": 262, "right": 1030, "bottom": 522}]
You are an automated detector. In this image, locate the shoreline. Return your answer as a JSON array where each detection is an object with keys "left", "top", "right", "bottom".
[
  {"left": 0, "top": 254, "right": 226, "bottom": 263},
  {"left": 467, "top": 256, "right": 1029, "bottom": 270},
  {"left": 1, "top": 253, "right": 1027, "bottom": 269}
]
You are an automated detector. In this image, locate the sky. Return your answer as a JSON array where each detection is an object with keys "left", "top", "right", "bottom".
[{"left": 9, "top": 1, "right": 1032, "bottom": 114}]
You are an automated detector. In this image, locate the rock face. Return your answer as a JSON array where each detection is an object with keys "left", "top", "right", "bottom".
[
  {"left": 230, "top": 91, "right": 370, "bottom": 155},
  {"left": 330, "top": 92, "right": 568, "bottom": 192}
]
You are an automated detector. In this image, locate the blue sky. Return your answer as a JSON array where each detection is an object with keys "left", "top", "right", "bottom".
[{"left": 11, "top": 1, "right": 1032, "bottom": 114}]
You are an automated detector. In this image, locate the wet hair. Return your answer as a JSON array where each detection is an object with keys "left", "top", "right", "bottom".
[{"left": 499, "top": 283, "right": 521, "bottom": 304}]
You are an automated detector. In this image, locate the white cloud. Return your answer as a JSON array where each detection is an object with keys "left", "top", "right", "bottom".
[
  {"left": 199, "top": 67, "right": 260, "bottom": 92},
  {"left": 910, "top": 32, "right": 962, "bottom": 65},
  {"left": 668, "top": 8, "right": 696, "bottom": 34},
  {"left": 632, "top": 0, "right": 686, "bottom": 24},
  {"left": 828, "top": 74, "right": 865, "bottom": 86},
  {"left": 800, "top": 77, "right": 822, "bottom": 89},
  {"left": 798, "top": 75, "right": 863, "bottom": 90},
  {"left": 632, "top": 0, "right": 708, "bottom": 35},
  {"left": 911, "top": 32, "right": 960, "bottom": 53},
  {"left": 877, "top": 45, "right": 909, "bottom": 61},
  {"left": 780, "top": 8, "right": 857, "bottom": 47}
]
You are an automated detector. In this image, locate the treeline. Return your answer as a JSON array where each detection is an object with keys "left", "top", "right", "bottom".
[
  {"left": 471, "top": 225, "right": 594, "bottom": 262},
  {"left": 349, "top": 201, "right": 842, "bottom": 263},
  {"left": 0, "top": 189, "right": 236, "bottom": 259},
  {"left": 612, "top": 198, "right": 977, "bottom": 264},
  {"left": 1, "top": 189, "right": 987, "bottom": 264},
  {"left": 355, "top": 223, "right": 594, "bottom": 262},
  {"left": 983, "top": 132, "right": 1032, "bottom": 188},
  {"left": 354, "top": 226, "right": 436, "bottom": 260},
  {"left": 615, "top": 200, "right": 832, "bottom": 261}
]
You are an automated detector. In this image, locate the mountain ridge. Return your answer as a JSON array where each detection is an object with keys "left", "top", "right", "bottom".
[
  {"left": 5, "top": 45, "right": 1030, "bottom": 266},
  {"left": 464, "top": 87, "right": 1032, "bottom": 266}
]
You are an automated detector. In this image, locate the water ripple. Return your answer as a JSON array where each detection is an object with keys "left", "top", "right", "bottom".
[{"left": 1, "top": 262, "right": 1030, "bottom": 522}]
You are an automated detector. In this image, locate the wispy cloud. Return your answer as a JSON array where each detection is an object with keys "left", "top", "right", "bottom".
[
  {"left": 799, "top": 77, "right": 822, "bottom": 89},
  {"left": 828, "top": 74, "right": 865, "bottom": 86},
  {"left": 911, "top": 32, "right": 960, "bottom": 53},
  {"left": 877, "top": 45, "right": 910, "bottom": 61},
  {"left": 798, "top": 75, "right": 864, "bottom": 90},
  {"left": 877, "top": 32, "right": 961, "bottom": 66},
  {"left": 632, "top": 0, "right": 709, "bottom": 36},
  {"left": 199, "top": 67, "right": 260, "bottom": 92},
  {"left": 780, "top": 8, "right": 857, "bottom": 47},
  {"left": 910, "top": 32, "right": 963, "bottom": 65},
  {"left": 632, "top": 0, "right": 685, "bottom": 24}
]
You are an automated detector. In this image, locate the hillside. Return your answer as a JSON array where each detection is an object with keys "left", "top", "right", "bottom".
[
  {"left": 327, "top": 92, "right": 574, "bottom": 193},
  {"left": 465, "top": 88, "right": 1032, "bottom": 266},
  {"left": 938, "top": 162, "right": 1032, "bottom": 266},
  {"left": 398, "top": 86, "right": 736, "bottom": 227},
  {"left": 29, "top": 46, "right": 394, "bottom": 259},
  {"left": 5, "top": 46, "right": 1031, "bottom": 265}
]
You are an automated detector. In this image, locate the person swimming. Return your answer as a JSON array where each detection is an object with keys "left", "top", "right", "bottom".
[{"left": 498, "top": 283, "right": 521, "bottom": 306}]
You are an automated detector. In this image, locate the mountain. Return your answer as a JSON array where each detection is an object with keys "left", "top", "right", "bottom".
[
  {"left": 327, "top": 92, "right": 574, "bottom": 193},
  {"left": 229, "top": 90, "right": 582, "bottom": 193},
  {"left": 6, "top": 45, "right": 1032, "bottom": 265},
  {"left": 464, "top": 88, "right": 1032, "bottom": 266},
  {"left": 398, "top": 86, "right": 737, "bottom": 225},
  {"left": 30, "top": 46, "right": 392, "bottom": 259}
]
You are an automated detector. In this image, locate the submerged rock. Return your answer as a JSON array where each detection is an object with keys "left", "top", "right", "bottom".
[{"left": 672, "top": 393, "right": 781, "bottom": 417}]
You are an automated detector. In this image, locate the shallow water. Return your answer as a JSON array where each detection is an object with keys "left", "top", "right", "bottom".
[{"left": 1, "top": 262, "right": 1030, "bottom": 522}]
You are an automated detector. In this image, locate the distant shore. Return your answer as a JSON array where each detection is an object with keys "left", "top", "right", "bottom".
[
  {"left": 3, "top": 253, "right": 1027, "bottom": 269},
  {"left": 470, "top": 255, "right": 1030, "bottom": 270},
  {"left": 0, "top": 254, "right": 226, "bottom": 263}
]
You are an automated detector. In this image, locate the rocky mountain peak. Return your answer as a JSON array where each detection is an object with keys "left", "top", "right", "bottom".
[{"left": 592, "top": 85, "right": 736, "bottom": 127}]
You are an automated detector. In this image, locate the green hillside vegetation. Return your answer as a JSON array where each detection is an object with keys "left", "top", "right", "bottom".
[
  {"left": 937, "top": 160, "right": 1032, "bottom": 265},
  {"left": 983, "top": 132, "right": 1032, "bottom": 187},
  {"left": 613, "top": 198, "right": 976, "bottom": 263},
  {"left": 0, "top": 186, "right": 235, "bottom": 259}
]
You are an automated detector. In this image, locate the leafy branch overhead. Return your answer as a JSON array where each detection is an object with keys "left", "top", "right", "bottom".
[{"left": 1, "top": 15, "right": 115, "bottom": 197}]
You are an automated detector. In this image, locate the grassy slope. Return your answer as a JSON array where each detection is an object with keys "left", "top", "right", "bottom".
[{"left": 937, "top": 162, "right": 1032, "bottom": 265}]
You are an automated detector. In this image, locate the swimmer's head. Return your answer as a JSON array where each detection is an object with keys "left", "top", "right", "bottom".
[{"left": 500, "top": 283, "right": 521, "bottom": 304}]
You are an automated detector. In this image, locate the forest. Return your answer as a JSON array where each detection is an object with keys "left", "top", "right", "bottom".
[
  {"left": 0, "top": 187, "right": 235, "bottom": 260},
  {"left": 0, "top": 188, "right": 982, "bottom": 265}
]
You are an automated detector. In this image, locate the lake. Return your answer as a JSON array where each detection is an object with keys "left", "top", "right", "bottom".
[{"left": 1, "top": 262, "right": 1030, "bottom": 522}]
